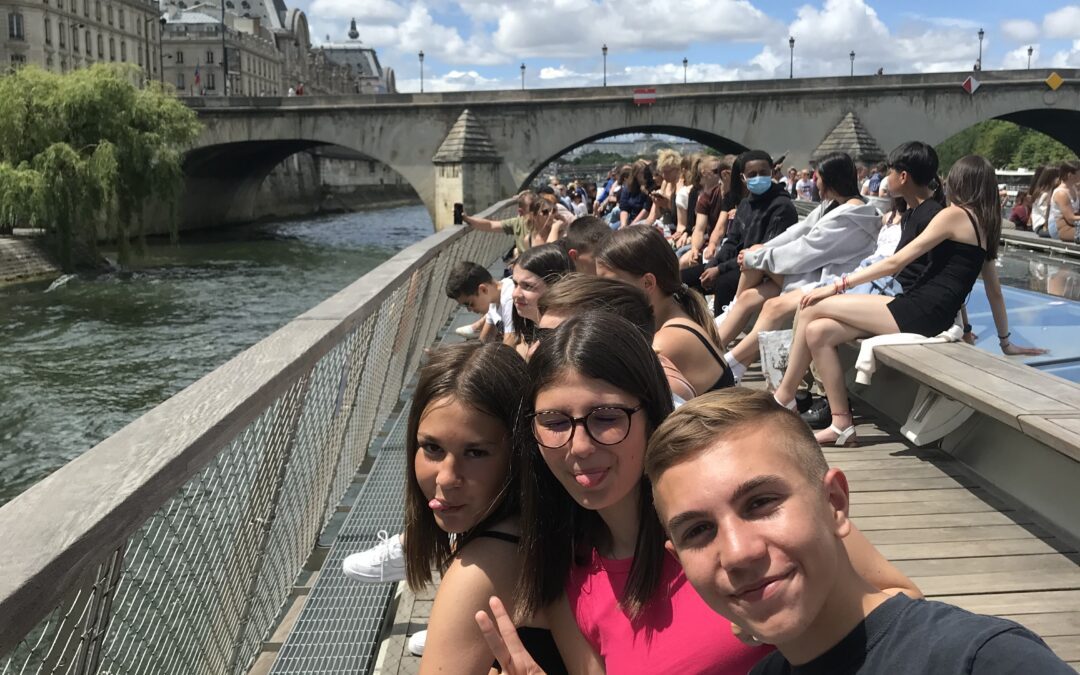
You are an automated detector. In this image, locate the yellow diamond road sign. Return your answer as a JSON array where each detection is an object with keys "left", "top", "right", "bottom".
[{"left": 1046, "top": 72, "right": 1064, "bottom": 91}]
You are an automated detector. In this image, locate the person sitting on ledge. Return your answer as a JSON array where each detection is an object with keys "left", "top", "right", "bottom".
[
  {"left": 646, "top": 389, "right": 1074, "bottom": 675},
  {"left": 714, "top": 152, "right": 881, "bottom": 354},
  {"left": 772, "top": 154, "right": 1044, "bottom": 447}
]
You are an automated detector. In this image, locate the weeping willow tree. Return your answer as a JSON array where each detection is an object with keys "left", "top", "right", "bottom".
[{"left": 0, "top": 64, "right": 201, "bottom": 269}]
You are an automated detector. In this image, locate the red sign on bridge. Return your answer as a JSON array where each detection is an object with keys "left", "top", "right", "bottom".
[{"left": 633, "top": 88, "right": 657, "bottom": 105}]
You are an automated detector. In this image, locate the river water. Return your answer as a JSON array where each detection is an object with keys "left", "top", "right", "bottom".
[{"left": 0, "top": 204, "right": 433, "bottom": 505}]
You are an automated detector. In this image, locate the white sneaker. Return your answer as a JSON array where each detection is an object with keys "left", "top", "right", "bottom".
[
  {"left": 342, "top": 531, "right": 406, "bottom": 583},
  {"left": 714, "top": 299, "right": 735, "bottom": 330},
  {"left": 407, "top": 630, "right": 427, "bottom": 656},
  {"left": 454, "top": 325, "right": 478, "bottom": 339}
]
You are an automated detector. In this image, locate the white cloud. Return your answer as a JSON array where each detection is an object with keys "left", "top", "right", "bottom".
[
  {"left": 1000, "top": 19, "right": 1039, "bottom": 43},
  {"left": 489, "top": 0, "right": 781, "bottom": 58},
  {"left": 1044, "top": 6, "right": 1080, "bottom": 39},
  {"left": 1001, "top": 44, "right": 1038, "bottom": 69},
  {"left": 1050, "top": 39, "right": 1080, "bottom": 68},
  {"left": 398, "top": 69, "right": 503, "bottom": 92},
  {"left": 308, "top": 0, "right": 405, "bottom": 22}
]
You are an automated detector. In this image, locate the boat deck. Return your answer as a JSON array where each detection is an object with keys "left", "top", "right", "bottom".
[{"left": 366, "top": 317, "right": 1080, "bottom": 673}]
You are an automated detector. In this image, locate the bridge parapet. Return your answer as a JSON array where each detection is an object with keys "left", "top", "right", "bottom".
[{"left": 0, "top": 205, "right": 513, "bottom": 674}]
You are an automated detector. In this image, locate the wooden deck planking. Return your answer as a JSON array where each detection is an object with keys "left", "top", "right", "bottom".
[{"left": 832, "top": 415, "right": 1080, "bottom": 667}]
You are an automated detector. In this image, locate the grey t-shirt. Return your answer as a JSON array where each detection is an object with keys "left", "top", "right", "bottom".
[{"left": 750, "top": 593, "right": 1071, "bottom": 674}]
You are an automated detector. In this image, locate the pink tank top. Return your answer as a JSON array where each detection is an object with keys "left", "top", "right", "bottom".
[{"left": 565, "top": 549, "right": 771, "bottom": 673}]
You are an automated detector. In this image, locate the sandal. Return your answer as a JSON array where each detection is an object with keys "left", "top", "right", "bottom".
[{"left": 814, "top": 410, "right": 857, "bottom": 447}]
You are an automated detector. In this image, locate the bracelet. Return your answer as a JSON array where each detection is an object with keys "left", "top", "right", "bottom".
[
  {"left": 842, "top": 274, "right": 849, "bottom": 292},
  {"left": 963, "top": 323, "right": 973, "bottom": 333},
  {"left": 998, "top": 332, "right": 1011, "bottom": 341}
]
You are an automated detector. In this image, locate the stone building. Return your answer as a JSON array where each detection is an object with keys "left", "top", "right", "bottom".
[
  {"left": 160, "top": 5, "right": 282, "bottom": 96},
  {"left": 1, "top": 0, "right": 162, "bottom": 77},
  {"left": 313, "top": 18, "right": 395, "bottom": 94}
]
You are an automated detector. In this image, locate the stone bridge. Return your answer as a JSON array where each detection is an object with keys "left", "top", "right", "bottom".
[{"left": 181, "top": 69, "right": 1080, "bottom": 229}]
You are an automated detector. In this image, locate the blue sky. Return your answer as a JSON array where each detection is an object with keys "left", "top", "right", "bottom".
[{"left": 297, "top": 0, "right": 1080, "bottom": 92}]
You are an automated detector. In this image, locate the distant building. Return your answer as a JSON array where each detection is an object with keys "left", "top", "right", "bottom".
[
  {"left": 314, "top": 18, "right": 395, "bottom": 94},
  {"left": 160, "top": 5, "right": 282, "bottom": 95},
  {"left": 0, "top": 0, "right": 162, "bottom": 78}
]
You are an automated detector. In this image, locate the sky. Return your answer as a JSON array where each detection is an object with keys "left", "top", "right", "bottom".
[{"left": 298, "top": 0, "right": 1080, "bottom": 92}]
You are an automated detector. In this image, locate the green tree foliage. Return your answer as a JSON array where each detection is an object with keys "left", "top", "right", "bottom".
[
  {"left": 936, "top": 120, "right": 1073, "bottom": 172},
  {"left": 0, "top": 64, "right": 201, "bottom": 269}
]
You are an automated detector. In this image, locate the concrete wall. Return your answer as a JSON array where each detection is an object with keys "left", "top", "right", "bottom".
[
  {"left": 0, "top": 237, "right": 59, "bottom": 285},
  {"left": 183, "top": 68, "right": 1080, "bottom": 230}
]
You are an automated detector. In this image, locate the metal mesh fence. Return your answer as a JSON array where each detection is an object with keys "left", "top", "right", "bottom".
[{"left": 1, "top": 215, "right": 511, "bottom": 675}]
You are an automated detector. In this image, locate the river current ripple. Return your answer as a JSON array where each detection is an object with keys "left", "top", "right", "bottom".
[{"left": 0, "top": 204, "right": 433, "bottom": 505}]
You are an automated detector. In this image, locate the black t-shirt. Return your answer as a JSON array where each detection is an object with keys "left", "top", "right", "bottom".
[
  {"left": 894, "top": 198, "right": 942, "bottom": 292},
  {"left": 750, "top": 594, "right": 1071, "bottom": 675}
]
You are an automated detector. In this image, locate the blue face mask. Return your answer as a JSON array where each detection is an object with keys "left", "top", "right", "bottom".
[{"left": 746, "top": 175, "right": 773, "bottom": 195}]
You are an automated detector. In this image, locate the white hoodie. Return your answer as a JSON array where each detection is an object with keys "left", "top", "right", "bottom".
[{"left": 743, "top": 201, "right": 882, "bottom": 292}]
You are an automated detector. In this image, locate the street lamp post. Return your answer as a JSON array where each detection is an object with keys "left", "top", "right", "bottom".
[
  {"left": 418, "top": 50, "right": 424, "bottom": 93},
  {"left": 850, "top": 50, "right": 855, "bottom": 77},
  {"left": 520, "top": 62, "right": 525, "bottom": 90},
  {"left": 1027, "top": 45, "right": 1033, "bottom": 69},
  {"left": 220, "top": 2, "right": 229, "bottom": 95},
  {"left": 602, "top": 44, "right": 608, "bottom": 86},
  {"left": 977, "top": 28, "right": 984, "bottom": 71},
  {"left": 789, "top": 36, "right": 795, "bottom": 79},
  {"left": 682, "top": 57, "right": 687, "bottom": 84}
]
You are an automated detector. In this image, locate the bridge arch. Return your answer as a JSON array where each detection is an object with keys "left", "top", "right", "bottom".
[
  {"left": 519, "top": 125, "right": 748, "bottom": 189},
  {"left": 993, "top": 108, "right": 1080, "bottom": 157}
]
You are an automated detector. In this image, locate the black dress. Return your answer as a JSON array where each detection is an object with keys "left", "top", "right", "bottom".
[
  {"left": 887, "top": 209, "right": 986, "bottom": 337},
  {"left": 473, "top": 531, "right": 569, "bottom": 675}
]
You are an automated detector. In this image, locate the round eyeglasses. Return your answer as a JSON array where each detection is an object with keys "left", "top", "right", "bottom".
[{"left": 529, "top": 405, "right": 643, "bottom": 449}]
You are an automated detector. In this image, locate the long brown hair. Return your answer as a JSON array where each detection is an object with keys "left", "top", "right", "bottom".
[
  {"left": 403, "top": 343, "right": 528, "bottom": 590},
  {"left": 597, "top": 225, "right": 723, "bottom": 345},
  {"left": 515, "top": 311, "right": 674, "bottom": 620},
  {"left": 944, "top": 155, "right": 1001, "bottom": 260}
]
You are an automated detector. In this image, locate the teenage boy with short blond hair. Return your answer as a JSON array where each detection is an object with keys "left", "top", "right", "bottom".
[{"left": 646, "top": 389, "right": 1072, "bottom": 675}]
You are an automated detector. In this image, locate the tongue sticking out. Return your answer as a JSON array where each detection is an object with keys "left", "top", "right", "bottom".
[
  {"left": 428, "top": 498, "right": 447, "bottom": 511},
  {"left": 575, "top": 470, "right": 607, "bottom": 487}
]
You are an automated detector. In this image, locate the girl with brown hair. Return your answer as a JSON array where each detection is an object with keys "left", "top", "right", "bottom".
[{"left": 403, "top": 343, "right": 566, "bottom": 675}]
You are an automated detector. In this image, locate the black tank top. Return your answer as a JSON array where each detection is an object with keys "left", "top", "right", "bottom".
[
  {"left": 474, "top": 532, "right": 569, "bottom": 675},
  {"left": 663, "top": 323, "right": 735, "bottom": 391}
]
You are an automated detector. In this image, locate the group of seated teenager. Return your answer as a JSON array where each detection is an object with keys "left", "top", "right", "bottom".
[{"left": 334, "top": 141, "right": 1066, "bottom": 674}]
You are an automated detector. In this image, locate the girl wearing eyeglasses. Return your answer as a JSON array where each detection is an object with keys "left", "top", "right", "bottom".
[
  {"left": 402, "top": 343, "right": 568, "bottom": 675},
  {"left": 478, "top": 311, "right": 918, "bottom": 674}
]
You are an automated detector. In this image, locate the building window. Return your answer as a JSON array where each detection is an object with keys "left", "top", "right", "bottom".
[
  {"left": 58, "top": 20, "right": 65, "bottom": 46},
  {"left": 206, "top": 50, "right": 214, "bottom": 63},
  {"left": 136, "top": 17, "right": 141, "bottom": 35},
  {"left": 176, "top": 50, "right": 183, "bottom": 63},
  {"left": 106, "top": 4, "right": 111, "bottom": 24},
  {"left": 108, "top": 37, "right": 114, "bottom": 60},
  {"left": 94, "top": 1, "right": 100, "bottom": 21},
  {"left": 119, "top": 39, "right": 125, "bottom": 61},
  {"left": 8, "top": 13, "right": 24, "bottom": 40},
  {"left": 84, "top": 29, "right": 90, "bottom": 53},
  {"left": 82, "top": 0, "right": 87, "bottom": 16},
  {"left": 96, "top": 33, "right": 102, "bottom": 57},
  {"left": 71, "top": 25, "right": 77, "bottom": 49},
  {"left": 206, "top": 72, "right": 215, "bottom": 90},
  {"left": 177, "top": 72, "right": 184, "bottom": 89},
  {"left": 117, "top": 8, "right": 122, "bottom": 29},
  {"left": 44, "top": 17, "right": 51, "bottom": 44},
  {"left": 10, "top": 54, "right": 27, "bottom": 68},
  {"left": 136, "top": 44, "right": 141, "bottom": 65}
]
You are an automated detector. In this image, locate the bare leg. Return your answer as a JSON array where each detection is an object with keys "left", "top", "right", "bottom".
[
  {"left": 729, "top": 290, "right": 803, "bottom": 365},
  {"left": 717, "top": 279, "right": 780, "bottom": 347},
  {"left": 734, "top": 268, "right": 765, "bottom": 298},
  {"left": 774, "top": 295, "right": 902, "bottom": 408}
]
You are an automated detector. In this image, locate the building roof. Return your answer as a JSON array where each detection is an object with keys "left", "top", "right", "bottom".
[
  {"left": 433, "top": 109, "right": 501, "bottom": 163},
  {"left": 811, "top": 112, "right": 886, "bottom": 165},
  {"left": 319, "top": 19, "right": 383, "bottom": 80}
]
